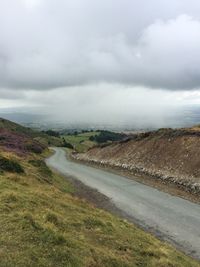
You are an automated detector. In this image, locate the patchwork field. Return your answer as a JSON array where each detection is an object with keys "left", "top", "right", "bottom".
[{"left": 62, "top": 131, "right": 100, "bottom": 152}]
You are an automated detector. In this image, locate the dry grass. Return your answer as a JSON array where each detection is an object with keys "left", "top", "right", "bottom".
[{"left": 0, "top": 149, "right": 199, "bottom": 267}]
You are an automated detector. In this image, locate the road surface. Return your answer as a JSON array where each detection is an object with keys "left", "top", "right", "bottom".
[{"left": 46, "top": 147, "right": 200, "bottom": 259}]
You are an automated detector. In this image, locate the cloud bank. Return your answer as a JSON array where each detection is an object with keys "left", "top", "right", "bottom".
[
  {"left": 1, "top": 0, "right": 200, "bottom": 128},
  {"left": 0, "top": 0, "right": 200, "bottom": 91}
]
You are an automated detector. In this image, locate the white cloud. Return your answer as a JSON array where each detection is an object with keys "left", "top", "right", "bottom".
[
  {"left": 0, "top": 1, "right": 200, "bottom": 90},
  {"left": 9, "top": 84, "right": 189, "bottom": 127},
  {"left": 0, "top": 0, "right": 200, "bottom": 127},
  {"left": 22, "top": 0, "right": 42, "bottom": 9}
]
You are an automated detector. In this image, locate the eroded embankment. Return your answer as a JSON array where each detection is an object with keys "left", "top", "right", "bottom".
[{"left": 72, "top": 128, "right": 200, "bottom": 195}]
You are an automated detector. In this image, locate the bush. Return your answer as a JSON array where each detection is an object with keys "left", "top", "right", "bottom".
[
  {"left": 90, "top": 131, "right": 125, "bottom": 143},
  {"left": 25, "top": 143, "right": 44, "bottom": 154},
  {"left": 62, "top": 138, "right": 73, "bottom": 149},
  {"left": 43, "top": 130, "right": 60, "bottom": 138},
  {"left": 0, "top": 156, "right": 24, "bottom": 173},
  {"left": 89, "top": 136, "right": 95, "bottom": 141}
]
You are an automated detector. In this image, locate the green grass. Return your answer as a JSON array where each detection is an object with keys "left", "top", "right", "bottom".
[
  {"left": 0, "top": 149, "right": 199, "bottom": 267},
  {"left": 62, "top": 132, "right": 100, "bottom": 152},
  {"left": 34, "top": 136, "right": 63, "bottom": 147}
]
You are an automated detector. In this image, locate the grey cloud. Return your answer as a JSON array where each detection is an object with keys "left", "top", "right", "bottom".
[
  {"left": 0, "top": 89, "right": 25, "bottom": 99},
  {"left": 0, "top": 1, "right": 200, "bottom": 90},
  {"left": 22, "top": 85, "right": 183, "bottom": 128}
]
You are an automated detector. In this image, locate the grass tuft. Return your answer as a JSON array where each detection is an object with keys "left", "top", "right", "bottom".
[
  {"left": 39, "top": 228, "right": 66, "bottom": 245},
  {"left": 45, "top": 212, "right": 60, "bottom": 226}
]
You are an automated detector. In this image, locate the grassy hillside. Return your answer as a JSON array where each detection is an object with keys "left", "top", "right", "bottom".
[
  {"left": 0, "top": 122, "right": 200, "bottom": 267},
  {"left": 0, "top": 119, "right": 199, "bottom": 266},
  {"left": 0, "top": 117, "right": 63, "bottom": 150},
  {"left": 62, "top": 130, "right": 126, "bottom": 153},
  {"left": 62, "top": 131, "right": 100, "bottom": 152},
  {"left": 0, "top": 148, "right": 199, "bottom": 267},
  {"left": 0, "top": 117, "right": 34, "bottom": 134}
]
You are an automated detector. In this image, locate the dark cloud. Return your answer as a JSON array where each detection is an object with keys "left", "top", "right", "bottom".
[{"left": 0, "top": 0, "right": 200, "bottom": 90}]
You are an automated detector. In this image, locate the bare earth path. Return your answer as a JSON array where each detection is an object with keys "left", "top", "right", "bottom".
[{"left": 46, "top": 147, "right": 200, "bottom": 260}]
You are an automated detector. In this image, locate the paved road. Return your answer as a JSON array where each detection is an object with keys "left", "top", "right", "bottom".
[{"left": 46, "top": 147, "right": 200, "bottom": 259}]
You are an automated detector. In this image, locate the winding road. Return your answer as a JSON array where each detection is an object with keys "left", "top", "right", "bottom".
[{"left": 46, "top": 147, "right": 200, "bottom": 259}]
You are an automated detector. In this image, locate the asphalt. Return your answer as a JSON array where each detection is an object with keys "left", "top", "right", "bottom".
[{"left": 46, "top": 147, "right": 200, "bottom": 259}]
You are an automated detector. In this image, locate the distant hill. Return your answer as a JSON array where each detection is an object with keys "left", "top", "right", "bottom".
[
  {"left": 0, "top": 117, "right": 64, "bottom": 154},
  {"left": 0, "top": 117, "right": 33, "bottom": 134},
  {"left": 0, "top": 117, "right": 47, "bottom": 154}
]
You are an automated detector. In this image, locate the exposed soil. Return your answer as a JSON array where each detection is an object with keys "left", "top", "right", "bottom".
[{"left": 72, "top": 127, "right": 200, "bottom": 200}]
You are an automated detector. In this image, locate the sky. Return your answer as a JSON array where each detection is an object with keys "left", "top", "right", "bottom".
[{"left": 1, "top": 0, "right": 200, "bottom": 128}]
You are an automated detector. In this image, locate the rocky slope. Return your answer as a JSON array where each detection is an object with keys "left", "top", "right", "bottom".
[{"left": 73, "top": 127, "right": 200, "bottom": 194}]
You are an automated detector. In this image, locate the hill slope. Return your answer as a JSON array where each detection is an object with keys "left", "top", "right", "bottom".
[
  {"left": 0, "top": 118, "right": 63, "bottom": 153},
  {"left": 0, "top": 119, "right": 199, "bottom": 266},
  {"left": 74, "top": 127, "right": 200, "bottom": 194},
  {"left": 0, "top": 118, "right": 46, "bottom": 154}
]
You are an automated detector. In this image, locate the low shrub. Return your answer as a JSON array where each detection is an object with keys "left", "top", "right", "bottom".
[
  {"left": 90, "top": 131, "right": 125, "bottom": 143},
  {"left": 25, "top": 143, "right": 44, "bottom": 154},
  {"left": 42, "top": 130, "right": 60, "bottom": 138},
  {"left": 0, "top": 156, "right": 24, "bottom": 173},
  {"left": 62, "top": 138, "right": 74, "bottom": 149}
]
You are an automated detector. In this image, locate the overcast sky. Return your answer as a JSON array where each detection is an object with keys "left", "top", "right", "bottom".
[{"left": 1, "top": 0, "right": 200, "bottom": 127}]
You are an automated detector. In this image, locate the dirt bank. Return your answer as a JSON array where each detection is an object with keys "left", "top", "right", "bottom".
[{"left": 72, "top": 127, "right": 200, "bottom": 196}]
